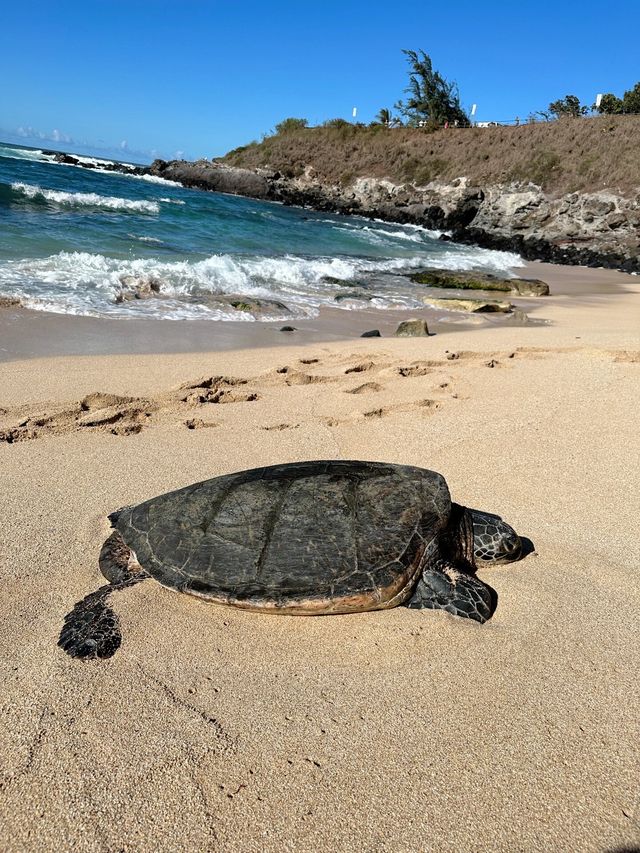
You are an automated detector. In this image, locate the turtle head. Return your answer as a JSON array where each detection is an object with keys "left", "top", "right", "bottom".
[{"left": 468, "top": 509, "right": 522, "bottom": 564}]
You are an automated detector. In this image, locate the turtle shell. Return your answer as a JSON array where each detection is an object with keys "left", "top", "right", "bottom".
[{"left": 112, "top": 460, "right": 451, "bottom": 614}]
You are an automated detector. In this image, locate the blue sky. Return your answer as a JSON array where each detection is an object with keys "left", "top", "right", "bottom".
[{"left": 1, "top": 0, "right": 639, "bottom": 162}]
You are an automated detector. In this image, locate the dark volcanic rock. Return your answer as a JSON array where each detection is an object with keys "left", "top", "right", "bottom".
[
  {"left": 149, "top": 159, "right": 271, "bottom": 199},
  {"left": 0, "top": 295, "right": 23, "bottom": 308},
  {"left": 360, "top": 329, "right": 381, "bottom": 337}
]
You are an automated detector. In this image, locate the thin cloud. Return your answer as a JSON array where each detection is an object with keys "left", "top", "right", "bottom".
[{"left": 2, "top": 124, "right": 189, "bottom": 163}]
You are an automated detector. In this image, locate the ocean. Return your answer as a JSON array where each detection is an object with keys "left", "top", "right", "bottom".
[{"left": 0, "top": 142, "right": 521, "bottom": 322}]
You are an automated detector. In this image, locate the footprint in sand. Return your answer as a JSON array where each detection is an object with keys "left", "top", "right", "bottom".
[
  {"left": 611, "top": 350, "right": 640, "bottom": 363},
  {"left": 263, "top": 366, "right": 335, "bottom": 386},
  {"left": 322, "top": 398, "right": 440, "bottom": 427},
  {"left": 0, "top": 392, "right": 153, "bottom": 443},
  {"left": 185, "top": 419, "right": 219, "bottom": 430},
  {"left": 261, "top": 423, "right": 300, "bottom": 431},
  {"left": 176, "top": 375, "right": 259, "bottom": 405},
  {"left": 344, "top": 361, "right": 378, "bottom": 375},
  {"left": 395, "top": 363, "right": 435, "bottom": 377},
  {"left": 0, "top": 374, "right": 259, "bottom": 444},
  {"left": 345, "top": 382, "right": 383, "bottom": 394}
]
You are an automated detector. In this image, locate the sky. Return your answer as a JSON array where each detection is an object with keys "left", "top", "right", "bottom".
[{"left": 1, "top": 0, "right": 639, "bottom": 163}]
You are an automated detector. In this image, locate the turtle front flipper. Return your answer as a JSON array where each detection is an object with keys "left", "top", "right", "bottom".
[
  {"left": 58, "top": 574, "right": 148, "bottom": 659},
  {"left": 406, "top": 564, "right": 496, "bottom": 623}
]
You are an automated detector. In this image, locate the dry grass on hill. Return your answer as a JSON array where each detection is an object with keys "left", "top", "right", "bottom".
[{"left": 223, "top": 115, "right": 640, "bottom": 197}]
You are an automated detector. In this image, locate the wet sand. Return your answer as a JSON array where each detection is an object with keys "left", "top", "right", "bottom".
[
  {"left": 0, "top": 261, "right": 636, "bottom": 363},
  {"left": 0, "top": 261, "right": 639, "bottom": 852}
]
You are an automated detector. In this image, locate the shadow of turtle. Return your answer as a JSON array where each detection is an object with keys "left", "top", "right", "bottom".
[{"left": 605, "top": 847, "right": 640, "bottom": 853}]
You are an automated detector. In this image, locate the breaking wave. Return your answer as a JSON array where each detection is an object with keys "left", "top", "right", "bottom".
[
  {"left": 0, "top": 145, "right": 58, "bottom": 163},
  {"left": 8, "top": 182, "right": 159, "bottom": 213},
  {"left": 132, "top": 173, "right": 183, "bottom": 187},
  {"left": 0, "top": 246, "right": 522, "bottom": 321}
]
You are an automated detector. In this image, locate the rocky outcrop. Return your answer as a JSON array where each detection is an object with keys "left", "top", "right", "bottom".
[
  {"left": 114, "top": 274, "right": 162, "bottom": 303},
  {"left": 149, "top": 159, "right": 271, "bottom": 199},
  {"left": 44, "top": 151, "right": 146, "bottom": 175},
  {"left": 215, "top": 295, "right": 290, "bottom": 315},
  {"left": 147, "top": 160, "right": 640, "bottom": 272},
  {"left": 408, "top": 269, "right": 550, "bottom": 295},
  {"left": 423, "top": 297, "right": 513, "bottom": 313}
]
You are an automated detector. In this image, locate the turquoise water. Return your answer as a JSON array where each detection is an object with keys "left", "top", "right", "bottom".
[{"left": 0, "top": 142, "right": 521, "bottom": 321}]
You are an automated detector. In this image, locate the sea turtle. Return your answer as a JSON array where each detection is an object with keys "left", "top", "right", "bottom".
[{"left": 58, "top": 460, "right": 523, "bottom": 660}]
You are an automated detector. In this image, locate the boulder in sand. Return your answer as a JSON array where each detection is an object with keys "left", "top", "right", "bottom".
[
  {"left": 394, "top": 319, "right": 430, "bottom": 337},
  {"left": 424, "top": 297, "right": 513, "bottom": 313}
]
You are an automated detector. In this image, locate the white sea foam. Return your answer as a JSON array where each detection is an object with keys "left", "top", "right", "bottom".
[
  {"left": 11, "top": 182, "right": 159, "bottom": 214},
  {"left": 0, "top": 145, "right": 57, "bottom": 163},
  {"left": 317, "top": 217, "right": 443, "bottom": 244},
  {"left": 128, "top": 234, "right": 163, "bottom": 244},
  {"left": 159, "top": 197, "right": 186, "bottom": 205},
  {"left": 132, "top": 173, "right": 183, "bottom": 187},
  {"left": 0, "top": 244, "right": 522, "bottom": 321}
]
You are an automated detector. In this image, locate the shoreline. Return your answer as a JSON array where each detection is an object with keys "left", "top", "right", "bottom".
[{"left": 1, "top": 261, "right": 637, "bottom": 362}]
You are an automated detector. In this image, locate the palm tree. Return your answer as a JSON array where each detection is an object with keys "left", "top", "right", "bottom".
[{"left": 375, "top": 108, "right": 392, "bottom": 126}]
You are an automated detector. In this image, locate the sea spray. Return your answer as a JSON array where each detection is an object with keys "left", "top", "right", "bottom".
[{"left": 10, "top": 182, "right": 160, "bottom": 214}]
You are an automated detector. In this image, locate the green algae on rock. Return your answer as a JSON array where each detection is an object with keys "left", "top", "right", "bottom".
[
  {"left": 408, "top": 269, "right": 549, "bottom": 296},
  {"left": 394, "top": 318, "right": 430, "bottom": 336}
]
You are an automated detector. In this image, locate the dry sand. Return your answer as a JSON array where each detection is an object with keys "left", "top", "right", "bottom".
[{"left": 0, "top": 262, "right": 639, "bottom": 852}]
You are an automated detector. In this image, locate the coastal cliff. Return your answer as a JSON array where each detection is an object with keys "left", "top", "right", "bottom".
[{"left": 148, "top": 118, "right": 640, "bottom": 272}]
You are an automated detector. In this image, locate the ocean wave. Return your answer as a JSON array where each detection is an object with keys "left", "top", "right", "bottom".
[
  {"left": 9, "top": 182, "right": 159, "bottom": 213},
  {"left": 132, "top": 173, "right": 183, "bottom": 187},
  {"left": 314, "top": 217, "right": 443, "bottom": 242},
  {"left": 0, "top": 145, "right": 57, "bottom": 163},
  {"left": 128, "top": 234, "right": 163, "bottom": 244},
  {"left": 0, "top": 245, "right": 522, "bottom": 321}
]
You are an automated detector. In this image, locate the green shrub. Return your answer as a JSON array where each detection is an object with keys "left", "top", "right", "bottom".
[
  {"left": 322, "top": 118, "right": 351, "bottom": 128},
  {"left": 274, "top": 117, "right": 308, "bottom": 135}
]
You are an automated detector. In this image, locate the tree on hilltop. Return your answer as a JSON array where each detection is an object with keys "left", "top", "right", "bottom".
[
  {"left": 622, "top": 82, "right": 640, "bottom": 113},
  {"left": 593, "top": 82, "right": 640, "bottom": 114},
  {"left": 548, "top": 95, "right": 588, "bottom": 118},
  {"left": 375, "top": 108, "right": 392, "bottom": 126},
  {"left": 594, "top": 93, "right": 624, "bottom": 114},
  {"left": 394, "top": 49, "right": 469, "bottom": 127},
  {"left": 274, "top": 117, "right": 308, "bottom": 134}
]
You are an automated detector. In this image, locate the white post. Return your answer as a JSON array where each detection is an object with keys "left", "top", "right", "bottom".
[
  {"left": 595, "top": 93, "right": 603, "bottom": 108},
  {"left": 352, "top": 107, "right": 357, "bottom": 119}
]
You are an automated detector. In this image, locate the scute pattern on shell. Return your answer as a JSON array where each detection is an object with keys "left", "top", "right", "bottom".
[{"left": 114, "top": 461, "right": 451, "bottom": 614}]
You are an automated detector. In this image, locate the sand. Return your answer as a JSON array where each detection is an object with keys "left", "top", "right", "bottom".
[{"left": 0, "top": 262, "right": 639, "bottom": 852}]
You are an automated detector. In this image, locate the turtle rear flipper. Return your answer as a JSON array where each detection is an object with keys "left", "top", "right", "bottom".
[
  {"left": 99, "top": 530, "right": 140, "bottom": 583},
  {"left": 406, "top": 565, "right": 496, "bottom": 623},
  {"left": 58, "top": 575, "right": 147, "bottom": 660}
]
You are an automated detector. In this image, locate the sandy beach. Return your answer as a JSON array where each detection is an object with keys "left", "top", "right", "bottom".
[{"left": 1, "top": 261, "right": 639, "bottom": 852}]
